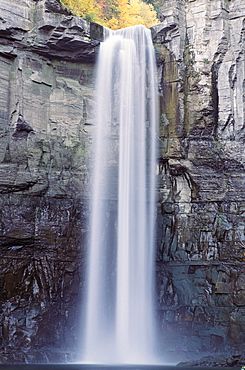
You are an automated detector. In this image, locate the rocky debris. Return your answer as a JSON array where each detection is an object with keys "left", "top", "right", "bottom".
[{"left": 178, "top": 353, "right": 245, "bottom": 367}]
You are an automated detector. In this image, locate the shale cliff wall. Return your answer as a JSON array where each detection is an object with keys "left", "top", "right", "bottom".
[
  {"left": 0, "top": 0, "right": 102, "bottom": 362},
  {"left": 0, "top": 0, "right": 244, "bottom": 364},
  {"left": 153, "top": 0, "right": 245, "bottom": 362}
]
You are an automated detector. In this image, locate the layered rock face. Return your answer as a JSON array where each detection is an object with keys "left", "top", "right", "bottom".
[
  {"left": 0, "top": 0, "right": 102, "bottom": 362},
  {"left": 0, "top": 0, "right": 245, "bottom": 364},
  {"left": 153, "top": 0, "right": 245, "bottom": 362}
]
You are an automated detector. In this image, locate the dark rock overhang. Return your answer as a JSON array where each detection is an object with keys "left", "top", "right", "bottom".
[{"left": 0, "top": 0, "right": 104, "bottom": 63}]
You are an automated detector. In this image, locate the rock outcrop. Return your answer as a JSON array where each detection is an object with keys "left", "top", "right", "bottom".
[
  {"left": 153, "top": 0, "right": 245, "bottom": 363},
  {"left": 0, "top": 0, "right": 102, "bottom": 363}
]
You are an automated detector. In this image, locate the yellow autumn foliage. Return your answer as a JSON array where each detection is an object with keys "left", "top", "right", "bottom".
[
  {"left": 61, "top": 0, "right": 159, "bottom": 29},
  {"left": 61, "top": 0, "right": 97, "bottom": 20}
]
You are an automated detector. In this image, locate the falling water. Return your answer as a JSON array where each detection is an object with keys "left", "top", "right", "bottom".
[{"left": 83, "top": 25, "right": 158, "bottom": 364}]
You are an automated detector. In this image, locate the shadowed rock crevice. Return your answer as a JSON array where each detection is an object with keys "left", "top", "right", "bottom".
[{"left": 12, "top": 116, "right": 34, "bottom": 139}]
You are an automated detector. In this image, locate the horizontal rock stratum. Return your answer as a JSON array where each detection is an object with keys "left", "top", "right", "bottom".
[{"left": 0, "top": 0, "right": 245, "bottom": 364}]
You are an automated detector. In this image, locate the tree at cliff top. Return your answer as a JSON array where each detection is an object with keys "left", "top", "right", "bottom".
[
  {"left": 61, "top": 0, "right": 97, "bottom": 20},
  {"left": 61, "top": 0, "right": 158, "bottom": 29}
]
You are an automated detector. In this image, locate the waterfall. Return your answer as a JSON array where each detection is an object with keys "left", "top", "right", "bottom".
[{"left": 83, "top": 24, "right": 158, "bottom": 364}]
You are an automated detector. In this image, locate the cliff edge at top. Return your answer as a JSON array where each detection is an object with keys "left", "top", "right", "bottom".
[{"left": 0, "top": 0, "right": 103, "bottom": 62}]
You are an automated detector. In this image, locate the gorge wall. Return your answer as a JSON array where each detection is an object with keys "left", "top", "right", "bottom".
[
  {"left": 154, "top": 0, "right": 245, "bottom": 362},
  {"left": 0, "top": 0, "right": 244, "bottom": 364},
  {"left": 0, "top": 0, "right": 102, "bottom": 362}
]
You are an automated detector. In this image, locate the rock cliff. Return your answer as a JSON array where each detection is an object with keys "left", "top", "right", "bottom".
[
  {"left": 0, "top": 0, "right": 245, "bottom": 364},
  {"left": 0, "top": 0, "right": 102, "bottom": 362},
  {"left": 153, "top": 0, "right": 245, "bottom": 362}
]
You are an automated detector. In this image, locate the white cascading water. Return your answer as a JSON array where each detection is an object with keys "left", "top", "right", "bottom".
[{"left": 83, "top": 24, "right": 158, "bottom": 364}]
